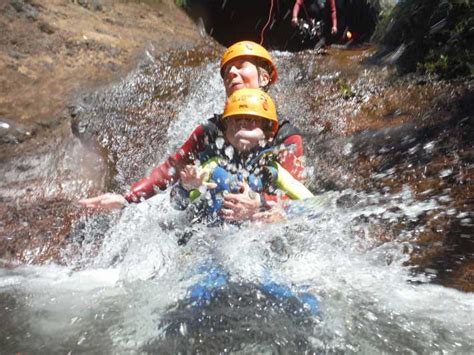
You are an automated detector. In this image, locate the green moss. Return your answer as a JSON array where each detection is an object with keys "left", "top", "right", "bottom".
[{"left": 337, "top": 78, "right": 354, "bottom": 99}]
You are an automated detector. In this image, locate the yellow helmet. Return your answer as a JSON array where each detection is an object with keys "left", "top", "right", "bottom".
[
  {"left": 222, "top": 88, "right": 278, "bottom": 134},
  {"left": 220, "top": 41, "right": 278, "bottom": 83}
]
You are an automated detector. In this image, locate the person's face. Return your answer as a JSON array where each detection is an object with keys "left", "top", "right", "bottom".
[
  {"left": 224, "top": 116, "right": 268, "bottom": 152},
  {"left": 222, "top": 57, "right": 270, "bottom": 97}
]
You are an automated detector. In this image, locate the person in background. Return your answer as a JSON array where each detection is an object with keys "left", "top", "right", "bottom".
[
  {"left": 291, "top": 0, "right": 338, "bottom": 36},
  {"left": 79, "top": 41, "right": 305, "bottom": 222}
]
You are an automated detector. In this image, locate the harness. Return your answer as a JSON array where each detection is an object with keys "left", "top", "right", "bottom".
[{"left": 169, "top": 115, "right": 312, "bottom": 219}]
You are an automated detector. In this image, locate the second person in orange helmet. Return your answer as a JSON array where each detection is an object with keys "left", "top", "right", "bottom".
[{"left": 79, "top": 41, "right": 305, "bottom": 221}]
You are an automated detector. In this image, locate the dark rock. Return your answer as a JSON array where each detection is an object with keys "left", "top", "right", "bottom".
[
  {"left": 9, "top": 50, "right": 27, "bottom": 60},
  {"left": 10, "top": 0, "right": 39, "bottom": 21},
  {"left": 91, "top": 0, "right": 104, "bottom": 12},
  {"left": 148, "top": 282, "right": 317, "bottom": 353},
  {"left": 336, "top": 193, "right": 361, "bottom": 208},
  {"left": 76, "top": 0, "right": 88, "bottom": 9},
  {"left": 75, "top": 0, "right": 103, "bottom": 12},
  {"left": 0, "top": 117, "right": 34, "bottom": 144},
  {"left": 105, "top": 61, "right": 118, "bottom": 72},
  {"left": 38, "top": 21, "right": 56, "bottom": 35},
  {"left": 16, "top": 163, "right": 32, "bottom": 172},
  {"left": 10, "top": 0, "right": 24, "bottom": 12}
]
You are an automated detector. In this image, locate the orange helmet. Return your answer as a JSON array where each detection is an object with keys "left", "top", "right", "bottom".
[
  {"left": 220, "top": 41, "right": 278, "bottom": 83},
  {"left": 222, "top": 88, "right": 278, "bottom": 134}
]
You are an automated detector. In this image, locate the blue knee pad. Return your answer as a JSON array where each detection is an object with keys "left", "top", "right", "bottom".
[
  {"left": 187, "top": 265, "right": 319, "bottom": 316},
  {"left": 260, "top": 280, "right": 319, "bottom": 316},
  {"left": 188, "top": 265, "right": 228, "bottom": 307}
]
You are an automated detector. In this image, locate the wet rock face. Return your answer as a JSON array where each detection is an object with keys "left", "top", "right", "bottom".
[
  {"left": 289, "top": 49, "right": 473, "bottom": 290},
  {"left": 0, "top": 42, "right": 221, "bottom": 265},
  {"left": 0, "top": 0, "right": 200, "bottom": 264},
  {"left": 0, "top": 117, "right": 33, "bottom": 144},
  {"left": 346, "top": 88, "right": 473, "bottom": 291},
  {"left": 0, "top": 198, "right": 81, "bottom": 263},
  {"left": 70, "top": 44, "right": 221, "bottom": 191}
]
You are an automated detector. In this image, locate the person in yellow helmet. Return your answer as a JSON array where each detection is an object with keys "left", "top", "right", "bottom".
[
  {"left": 220, "top": 40, "right": 277, "bottom": 94},
  {"left": 79, "top": 41, "right": 305, "bottom": 222},
  {"left": 162, "top": 91, "right": 318, "bottom": 317},
  {"left": 171, "top": 88, "right": 290, "bottom": 222}
]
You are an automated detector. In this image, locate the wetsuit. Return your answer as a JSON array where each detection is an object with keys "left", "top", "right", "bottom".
[
  {"left": 125, "top": 115, "right": 304, "bottom": 203},
  {"left": 155, "top": 121, "right": 319, "bottom": 315},
  {"left": 170, "top": 136, "right": 287, "bottom": 217},
  {"left": 292, "top": 0, "right": 337, "bottom": 31}
]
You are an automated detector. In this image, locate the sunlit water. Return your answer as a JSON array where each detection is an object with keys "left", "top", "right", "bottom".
[{"left": 1, "top": 49, "right": 472, "bottom": 353}]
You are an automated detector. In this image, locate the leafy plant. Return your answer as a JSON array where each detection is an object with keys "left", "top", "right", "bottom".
[
  {"left": 376, "top": 0, "right": 474, "bottom": 78},
  {"left": 175, "top": 0, "right": 187, "bottom": 8}
]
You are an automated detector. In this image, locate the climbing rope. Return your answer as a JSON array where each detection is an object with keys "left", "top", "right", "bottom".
[{"left": 259, "top": 0, "right": 275, "bottom": 45}]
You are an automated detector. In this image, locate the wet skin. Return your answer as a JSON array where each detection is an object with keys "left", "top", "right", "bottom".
[
  {"left": 224, "top": 116, "right": 267, "bottom": 152},
  {"left": 222, "top": 57, "right": 269, "bottom": 97}
]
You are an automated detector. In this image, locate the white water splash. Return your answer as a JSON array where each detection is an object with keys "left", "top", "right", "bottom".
[
  {"left": 165, "top": 62, "right": 224, "bottom": 153},
  {"left": 1, "top": 49, "right": 472, "bottom": 353}
]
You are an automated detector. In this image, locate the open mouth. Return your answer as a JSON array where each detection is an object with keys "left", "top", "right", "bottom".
[{"left": 235, "top": 129, "right": 260, "bottom": 140}]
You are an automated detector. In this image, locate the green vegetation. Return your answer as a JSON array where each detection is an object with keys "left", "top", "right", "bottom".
[
  {"left": 337, "top": 78, "right": 355, "bottom": 99},
  {"left": 375, "top": 0, "right": 474, "bottom": 78}
]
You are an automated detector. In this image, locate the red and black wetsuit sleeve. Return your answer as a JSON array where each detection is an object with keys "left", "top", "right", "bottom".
[
  {"left": 292, "top": 0, "right": 305, "bottom": 20},
  {"left": 262, "top": 120, "right": 305, "bottom": 204},
  {"left": 278, "top": 134, "right": 304, "bottom": 181},
  {"left": 274, "top": 120, "right": 305, "bottom": 181},
  {"left": 329, "top": 0, "right": 337, "bottom": 31},
  {"left": 124, "top": 124, "right": 207, "bottom": 203}
]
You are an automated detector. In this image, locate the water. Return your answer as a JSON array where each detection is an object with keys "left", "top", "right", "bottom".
[
  {"left": 1, "top": 190, "right": 472, "bottom": 352},
  {"left": 1, "top": 46, "right": 472, "bottom": 352}
]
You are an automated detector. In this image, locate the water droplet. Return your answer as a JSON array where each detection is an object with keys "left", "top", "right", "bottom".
[
  {"left": 343, "top": 143, "right": 353, "bottom": 156},
  {"left": 225, "top": 145, "right": 234, "bottom": 160},
  {"left": 423, "top": 141, "right": 435, "bottom": 152},
  {"left": 179, "top": 322, "right": 188, "bottom": 336},
  {"left": 216, "top": 137, "right": 225, "bottom": 149},
  {"left": 439, "top": 169, "right": 452, "bottom": 178}
]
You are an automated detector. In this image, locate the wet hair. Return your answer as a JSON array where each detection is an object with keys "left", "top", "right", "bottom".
[{"left": 256, "top": 59, "right": 272, "bottom": 92}]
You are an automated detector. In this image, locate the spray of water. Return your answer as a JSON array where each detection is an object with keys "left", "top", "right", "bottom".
[{"left": 1, "top": 47, "right": 472, "bottom": 353}]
